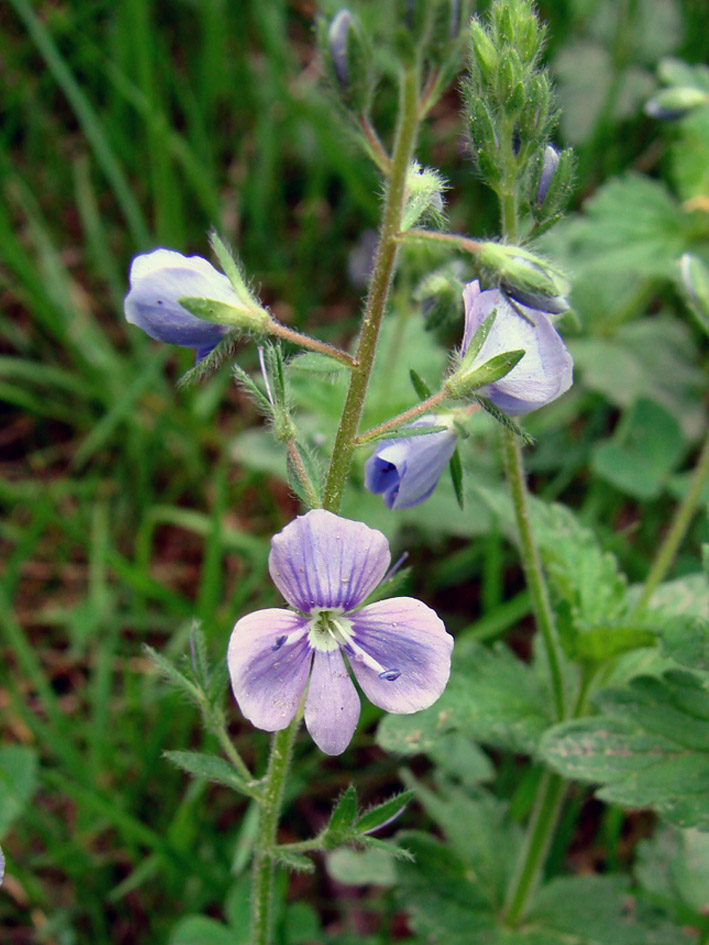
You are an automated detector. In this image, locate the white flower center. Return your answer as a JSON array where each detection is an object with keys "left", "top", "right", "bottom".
[{"left": 307, "top": 609, "right": 353, "bottom": 653}]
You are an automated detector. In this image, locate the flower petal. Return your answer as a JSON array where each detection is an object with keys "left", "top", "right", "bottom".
[
  {"left": 462, "top": 282, "right": 573, "bottom": 416},
  {"left": 268, "top": 509, "right": 391, "bottom": 613},
  {"left": 124, "top": 249, "right": 236, "bottom": 348},
  {"left": 304, "top": 648, "right": 360, "bottom": 755},
  {"left": 227, "top": 609, "right": 311, "bottom": 732},
  {"left": 347, "top": 598, "right": 453, "bottom": 713},
  {"left": 364, "top": 416, "right": 458, "bottom": 510}
]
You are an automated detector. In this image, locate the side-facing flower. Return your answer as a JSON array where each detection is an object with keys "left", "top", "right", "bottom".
[
  {"left": 364, "top": 416, "right": 457, "bottom": 510},
  {"left": 456, "top": 280, "right": 573, "bottom": 416},
  {"left": 227, "top": 510, "right": 453, "bottom": 755},
  {"left": 124, "top": 249, "right": 242, "bottom": 360}
]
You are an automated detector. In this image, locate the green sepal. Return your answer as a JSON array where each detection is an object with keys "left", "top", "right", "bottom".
[
  {"left": 410, "top": 368, "right": 433, "bottom": 400},
  {"left": 447, "top": 348, "right": 525, "bottom": 398},
  {"left": 208, "top": 229, "right": 255, "bottom": 307},
  {"left": 355, "top": 790, "right": 414, "bottom": 834},
  {"left": 179, "top": 296, "right": 269, "bottom": 332},
  {"left": 449, "top": 447, "right": 464, "bottom": 510},
  {"left": 231, "top": 362, "right": 273, "bottom": 415},
  {"left": 286, "top": 440, "right": 323, "bottom": 509}
]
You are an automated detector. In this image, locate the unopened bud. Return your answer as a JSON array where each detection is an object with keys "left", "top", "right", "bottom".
[
  {"left": 478, "top": 243, "right": 570, "bottom": 314},
  {"left": 645, "top": 86, "right": 709, "bottom": 121},
  {"left": 680, "top": 253, "right": 709, "bottom": 328},
  {"left": 536, "top": 145, "right": 560, "bottom": 206},
  {"left": 328, "top": 10, "right": 352, "bottom": 88}
]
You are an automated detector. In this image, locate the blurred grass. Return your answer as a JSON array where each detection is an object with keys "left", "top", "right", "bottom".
[{"left": 0, "top": 0, "right": 707, "bottom": 942}]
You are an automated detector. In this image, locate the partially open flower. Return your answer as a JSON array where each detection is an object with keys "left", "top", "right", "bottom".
[
  {"left": 227, "top": 510, "right": 453, "bottom": 755},
  {"left": 124, "top": 249, "right": 241, "bottom": 360},
  {"left": 364, "top": 416, "right": 458, "bottom": 510},
  {"left": 457, "top": 280, "right": 573, "bottom": 415}
]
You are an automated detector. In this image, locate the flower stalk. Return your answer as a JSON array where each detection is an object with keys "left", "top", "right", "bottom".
[{"left": 323, "top": 63, "right": 423, "bottom": 512}]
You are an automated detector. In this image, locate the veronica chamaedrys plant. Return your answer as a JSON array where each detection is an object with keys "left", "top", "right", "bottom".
[
  {"left": 364, "top": 415, "right": 458, "bottom": 509},
  {"left": 227, "top": 509, "right": 453, "bottom": 755},
  {"left": 448, "top": 279, "right": 573, "bottom": 415},
  {"left": 124, "top": 248, "right": 268, "bottom": 360}
]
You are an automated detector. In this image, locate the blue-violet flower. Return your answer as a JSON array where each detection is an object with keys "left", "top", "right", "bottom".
[
  {"left": 364, "top": 415, "right": 457, "bottom": 510},
  {"left": 227, "top": 509, "right": 453, "bottom": 755},
  {"left": 124, "top": 249, "right": 236, "bottom": 360},
  {"left": 461, "top": 280, "right": 573, "bottom": 416}
]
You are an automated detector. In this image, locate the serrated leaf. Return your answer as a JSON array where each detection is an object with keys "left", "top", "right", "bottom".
[
  {"left": 164, "top": 750, "right": 257, "bottom": 798},
  {"left": 661, "top": 615, "right": 709, "bottom": 674},
  {"left": 409, "top": 368, "right": 433, "bottom": 400},
  {"left": 572, "top": 621, "right": 657, "bottom": 663},
  {"left": 377, "top": 642, "right": 553, "bottom": 757},
  {"left": 271, "top": 849, "right": 316, "bottom": 873},
  {"left": 541, "top": 670, "right": 709, "bottom": 830},
  {"left": 449, "top": 447, "right": 464, "bottom": 510},
  {"left": 355, "top": 790, "right": 413, "bottom": 834}
]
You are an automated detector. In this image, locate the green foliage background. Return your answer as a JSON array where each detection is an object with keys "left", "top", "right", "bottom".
[{"left": 1, "top": 0, "right": 707, "bottom": 942}]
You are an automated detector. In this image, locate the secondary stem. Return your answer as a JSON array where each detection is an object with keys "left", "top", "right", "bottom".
[
  {"left": 633, "top": 431, "right": 709, "bottom": 615},
  {"left": 266, "top": 318, "right": 356, "bottom": 367},
  {"left": 355, "top": 390, "right": 449, "bottom": 444},
  {"left": 250, "top": 719, "right": 300, "bottom": 945},
  {"left": 323, "top": 64, "right": 422, "bottom": 512},
  {"left": 502, "top": 428, "right": 566, "bottom": 719}
]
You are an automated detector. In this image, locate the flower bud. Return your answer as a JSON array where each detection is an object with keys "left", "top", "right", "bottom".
[
  {"left": 321, "top": 9, "right": 373, "bottom": 112},
  {"left": 644, "top": 86, "right": 709, "bottom": 121},
  {"left": 535, "top": 145, "right": 560, "bottom": 206},
  {"left": 364, "top": 416, "right": 458, "bottom": 509},
  {"left": 477, "top": 243, "right": 570, "bottom": 314},
  {"left": 680, "top": 253, "right": 709, "bottom": 332},
  {"left": 328, "top": 10, "right": 352, "bottom": 88},
  {"left": 124, "top": 249, "right": 269, "bottom": 360},
  {"left": 447, "top": 281, "right": 573, "bottom": 414}
]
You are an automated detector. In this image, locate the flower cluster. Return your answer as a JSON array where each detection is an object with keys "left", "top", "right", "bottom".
[{"left": 227, "top": 510, "right": 453, "bottom": 755}]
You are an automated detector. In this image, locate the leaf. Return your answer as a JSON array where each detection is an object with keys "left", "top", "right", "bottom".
[
  {"left": 0, "top": 746, "right": 39, "bottom": 838},
  {"left": 355, "top": 790, "right": 413, "bottom": 834},
  {"left": 177, "top": 334, "right": 239, "bottom": 387},
  {"left": 326, "top": 847, "right": 397, "bottom": 886},
  {"left": 475, "top": 396, "right": 534, "bottom": 444},
  {"left": 326, "top": 785, "right": 358, "bottom": 841},
  {"left": 377, "top": 642, "right": 553, "bottom": 758},
  {"left": 592, "top": 398, "right": 686, "bottom": 500},
  {"left": 287, "top": 352, "right": 348, "bottom": 374},
  {"left": 169, "top": 916, "right": 240, "bottom": 945},
  {"left": 449, "top": 447, "right": 464, "bottom": 510},
  {"left": 143, "top": 645, "right": 201, "bottom": 701},
  {"left": 164, "top": 750, "right": 256, "bottom": 798},
  {"left": 271, "top": 849, "right": 316, "bottom": 873},
  {"left": 636, "top": 825, "right": 709, "bottom": 917},
  {"left": 540, "top": 670, "right": 709, "bottom": 830},
  {"left": 661, "top": 615, "right": 709, "bottom": 674}
]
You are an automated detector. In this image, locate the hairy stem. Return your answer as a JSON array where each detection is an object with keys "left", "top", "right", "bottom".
[
  {"left": 633, "top": 431, "right": 709, "bottom": 614},
  {"left": 502, "top": 428, "right": 566, "bottom": 719},
  {"left": 323, "top": 64, "right": 422, "bottom": 512},
  {"left": 355, "top": 390, "right": 449, "bottom": 444},
  {"left": 266, "top": 318, "right": 356, "bottom": 367},
  {"left": 250, "top": 719, "right": 300, "bottom": 945}
]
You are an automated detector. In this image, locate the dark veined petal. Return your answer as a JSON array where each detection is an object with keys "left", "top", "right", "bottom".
[
  {"left": 347, "top": 598, "right": 453, "bottom": 714},
  {"left": 304, "top": 648, "right": 360, "bottom": 755},
  {"left": 461, "top": 281, "right": 573, "bottom": 416},
  {"left": 268, "top": 509, "right": 391, "bottom": 613},
  {"left": 124, "top": 249, "right": 235, "bottom": 348},
  {"left": 364, "top": 416, "right": 458, "bottom": 510},
  {"left": 227, "top": 609, "right": 311, "bottom": 732}
]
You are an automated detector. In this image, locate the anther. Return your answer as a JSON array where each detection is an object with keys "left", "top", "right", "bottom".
[{"left": 378, "top": 668, "right": 401, "bottom": 681}]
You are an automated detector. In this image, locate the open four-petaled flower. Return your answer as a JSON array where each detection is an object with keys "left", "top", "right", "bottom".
[{"left": 227, "top": 509, "right": 453, "bottom": 755}]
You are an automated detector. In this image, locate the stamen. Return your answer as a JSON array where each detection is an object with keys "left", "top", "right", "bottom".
[
  {"left": 381, "top": 551, "right": 409, "bottom": 586},
  {"left": 378, "top": 668, "right": 401, "bottom": 681},
  {"left": 258, "top": 346, "right": 275, "bottom": 405},
  {"left": 270, "top": 625, "right": 308, "bottom": 652},
  {"left": 271, "top": 635, "right": 287, "bottom": 651}
]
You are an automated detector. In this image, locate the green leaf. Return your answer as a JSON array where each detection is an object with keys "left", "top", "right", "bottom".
[
  {"left": 541, "top": 670, "right": 709, "bottom": 830},
  {"left": 286, "top": 440, "right": 322, "bottom": 508},
  {"left": 394, "top": 831, "right": 497, "bottom": 944},
  {"left": 169, "top": 916, "right": 240, "bottom": 945},
  {"left": 164, "top": 750, "right": 256, "bottom": 798},
  {"left": 449, "top": 447, "right": 464, "bottom": 510},
  {"left": 592, "top": 398, "right": 686, "bottom": 500},
  {"left": 0, "top": 746, "right": 39, "bottom": 838},
  {"left": 143, "top": 645, "right": 201, "bottom": 701},
  {"left": 661, "top": 615, "right": 709, "bottom": 674},
  {"left": 287, "top": 352, "right": 348, "bottom": 374},
  {"left": 326, "top": 847, "right": 398, "bottom": 886},
  {"left": 378, "top": 642, "right": 553, "bottom": 757},
  {"left": 474, "top": 396, "right": 534, "bottom": 444},
  {"left": 636, "top": 825, "right": 709, "bottom": 917},
  {"left": 355, "top": 790, "right": 413, "bottom": 834},
  {"left": 271, "top": 849, "right": 316, "bottom": 873}
]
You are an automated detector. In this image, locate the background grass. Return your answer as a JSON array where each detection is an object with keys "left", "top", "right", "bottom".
[{"left": 1, "top": 1, "right": 708, "bottom": 943}]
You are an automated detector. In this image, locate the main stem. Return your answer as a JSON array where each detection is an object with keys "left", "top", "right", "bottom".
[
  {"left": 499, "top": 131, "right": 568, "bottom": 925},
  {"left": 250, "top": 720, "right": 300, "bottom": 945},
  {"left": 323, "top": 64, "right": 421, "bottom": 512}
]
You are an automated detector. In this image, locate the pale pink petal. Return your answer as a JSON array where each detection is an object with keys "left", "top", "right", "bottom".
[{"left": 305, "top": 648, "right": 361, "bottom": 755}]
